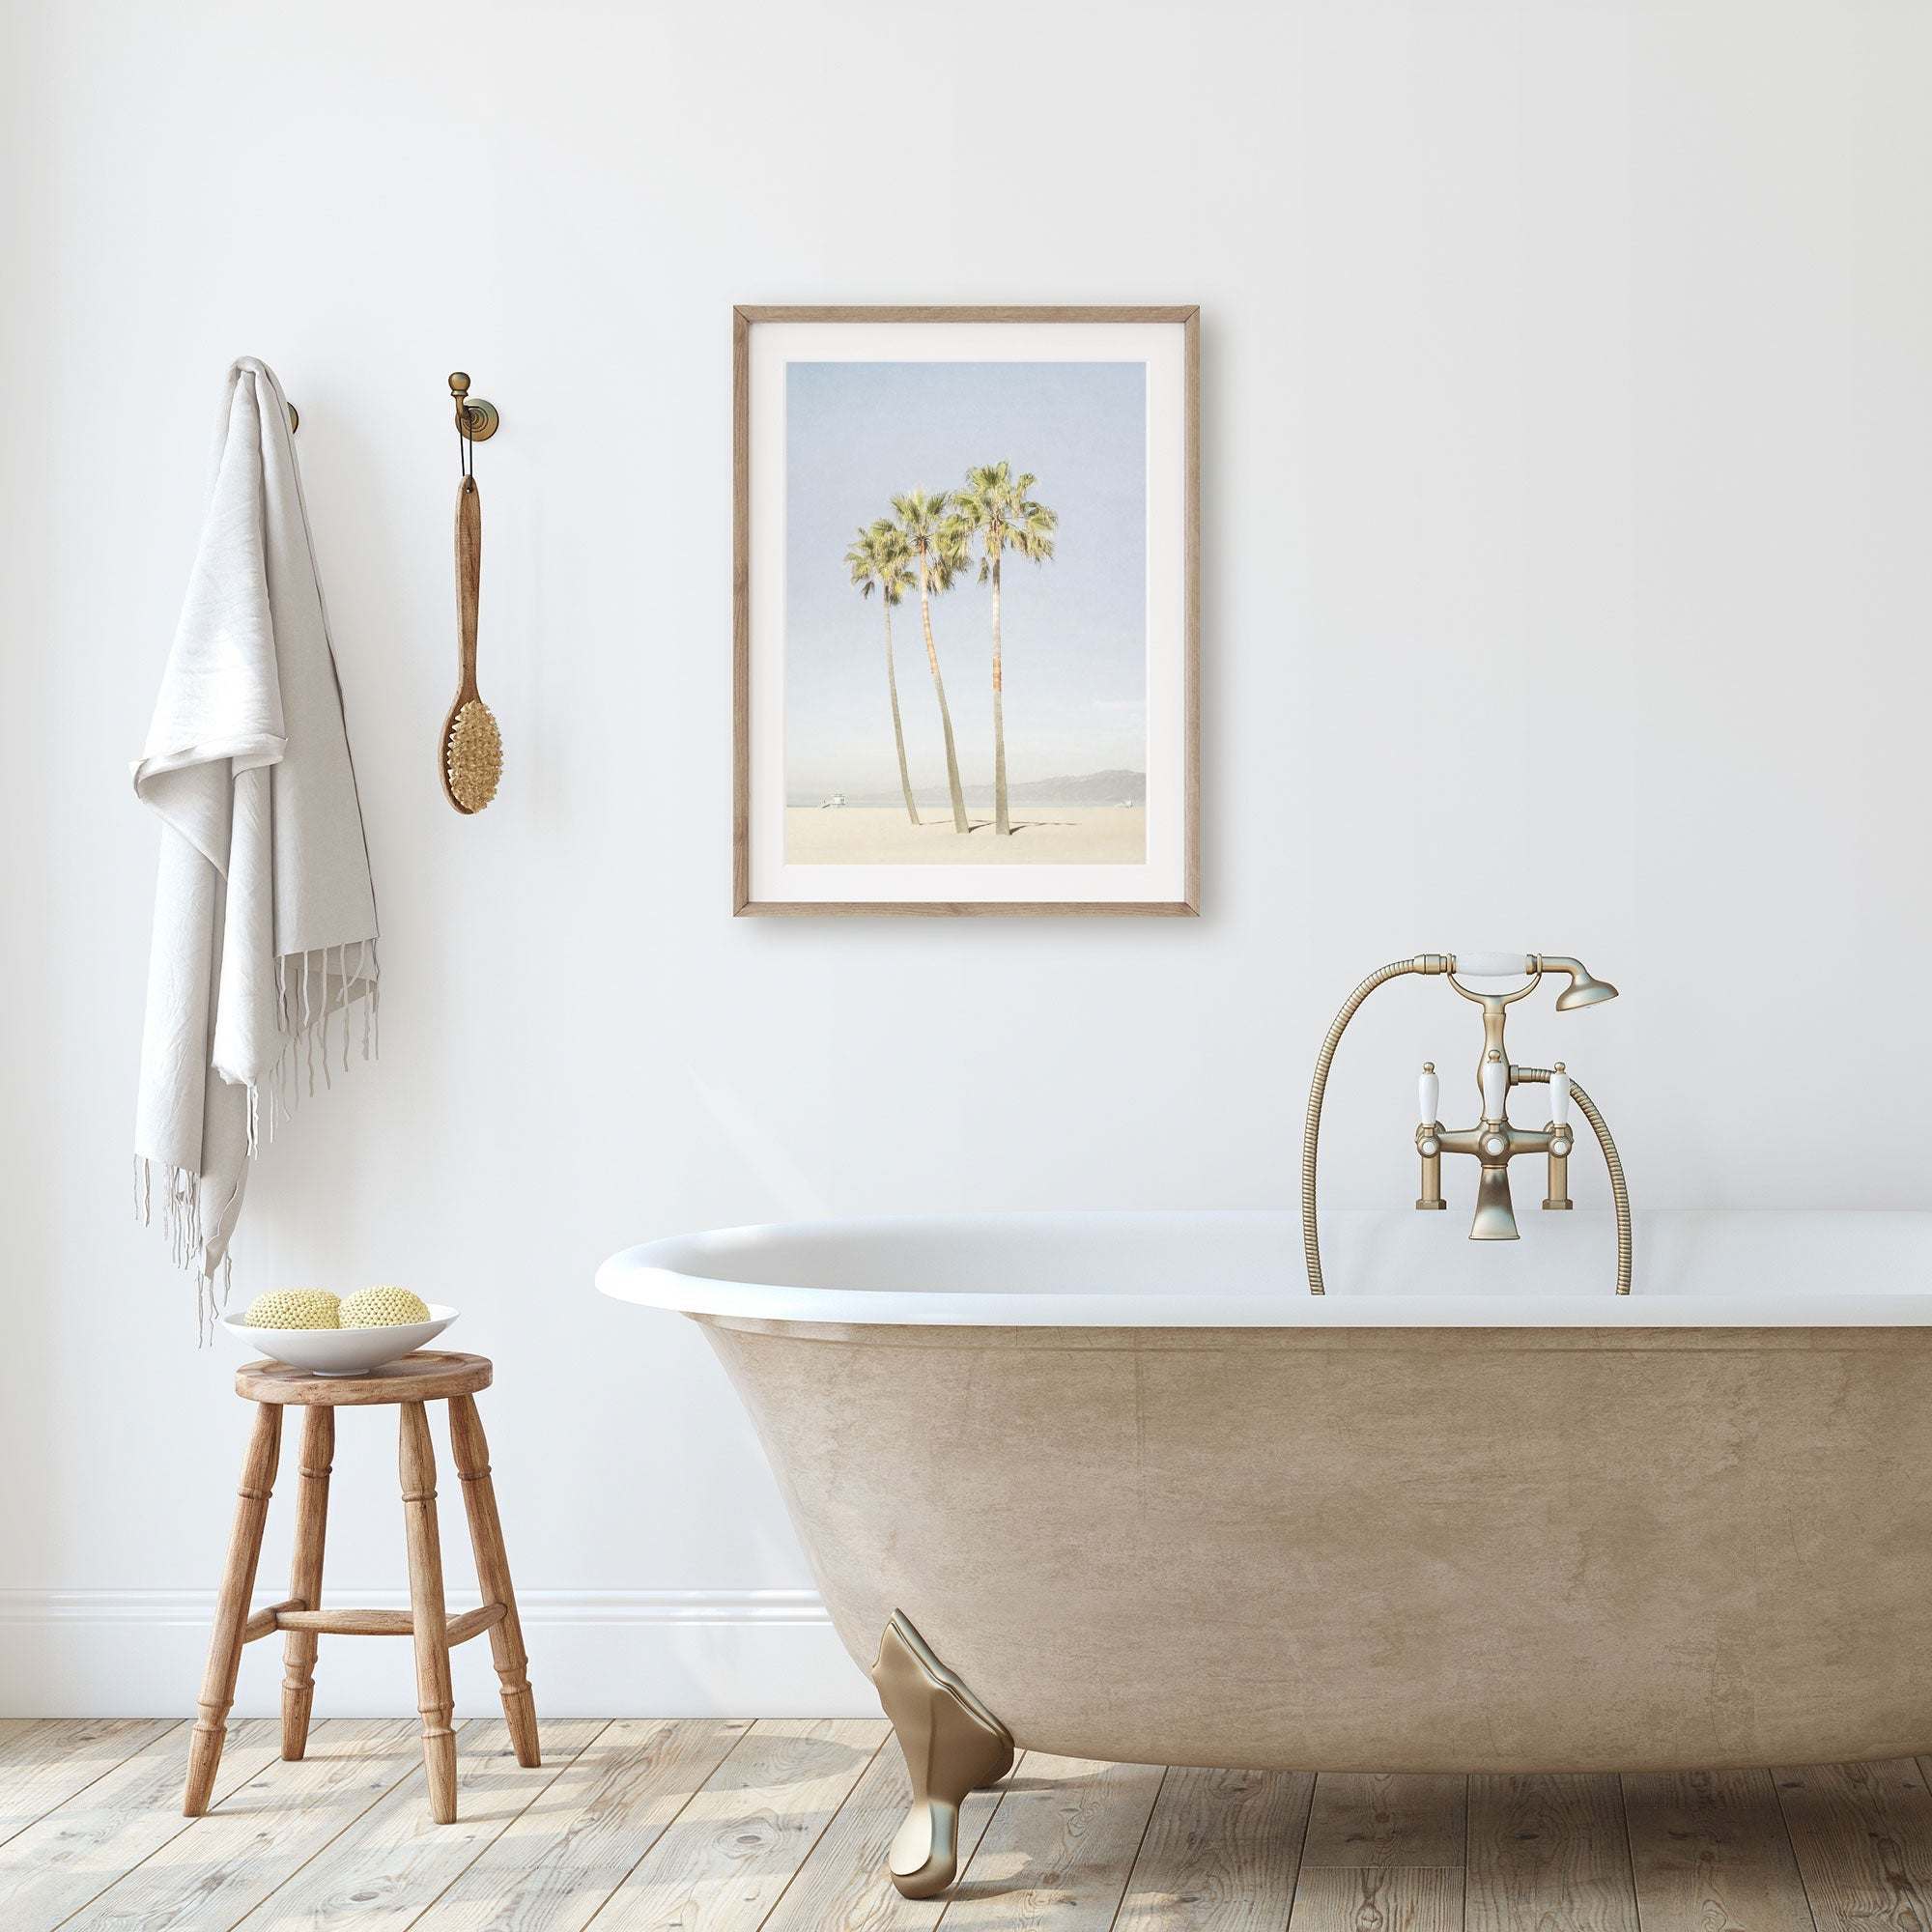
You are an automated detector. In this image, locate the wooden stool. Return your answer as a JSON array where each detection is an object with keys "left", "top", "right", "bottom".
[{"left": 183, "top": 1351, "right": 538, "bottom": 1825}]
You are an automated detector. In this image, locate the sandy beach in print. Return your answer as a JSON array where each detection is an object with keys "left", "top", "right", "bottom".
[{"left": 785, "top": 804, "right": 1145, "bottom": 866}]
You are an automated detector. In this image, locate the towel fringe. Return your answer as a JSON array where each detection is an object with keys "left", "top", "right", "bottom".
[
  {"left": 134, "top": 1155, "right": 205, "bottom": 1274},
  {"left": 256, "top": 941, "right": 378, "bottom": 1131},
  {"left": 142, "top": 938, "right": 380, "bottom": 1330}
]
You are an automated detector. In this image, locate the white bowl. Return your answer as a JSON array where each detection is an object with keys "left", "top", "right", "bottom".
[{"left": 222, "top": 1305, "right": 459, "bottom": 1377}]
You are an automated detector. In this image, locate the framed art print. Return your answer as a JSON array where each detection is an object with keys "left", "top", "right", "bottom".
[{"left": 733, "top": 305, "right": 1199, "bottom": 915}]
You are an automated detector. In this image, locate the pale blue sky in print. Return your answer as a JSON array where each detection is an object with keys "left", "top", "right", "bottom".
[{"left": 784, "top": 360, "right": 1147, "bottom": 799}]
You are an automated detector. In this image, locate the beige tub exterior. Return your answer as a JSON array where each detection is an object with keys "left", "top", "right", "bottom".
[{"left": 602, "top": 1209, "right": 1932, "bottom": 1774}]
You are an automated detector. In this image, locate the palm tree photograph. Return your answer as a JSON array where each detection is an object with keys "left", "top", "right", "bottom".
[{"left": 783, "top": 360, "right": 1148, "bottom": 866}]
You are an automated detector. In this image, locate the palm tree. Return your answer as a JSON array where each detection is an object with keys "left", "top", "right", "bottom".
[
  {"left": 844, "top": 520, "right": 922, "bottom": 825},
  {"left": 889, "top": 489, "right": 970, "bottom": 832},
  {"left": 949, "top": 462, "right": 1057, "bottom": 835}
]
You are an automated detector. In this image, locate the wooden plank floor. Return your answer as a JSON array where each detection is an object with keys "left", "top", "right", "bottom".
[{"left": 14, "top": 1721, "right": 1932, "bottom": 1930}]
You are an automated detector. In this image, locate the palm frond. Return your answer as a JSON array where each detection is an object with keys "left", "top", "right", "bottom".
[
  {"left": 888, "top": 488, "right": 966, "bottom": 594},
  {"left": 945, "top": 460, "right": 1059, "bottom": 570},
  {"left": 846, "top": 517, "right": 915, "bottom": 604}
]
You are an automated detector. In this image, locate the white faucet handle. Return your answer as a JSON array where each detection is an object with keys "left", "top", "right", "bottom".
[
  {"left": 1455, "top": 951, "right": 1533, "bottom": 978},
  {"left": 1418, "top": 1064, "right": 1439, "bottom": 1126},
  {"left": 1481, "top": 1053, "right": 1510, "bottom": 1122},
  {"left": 1550, "top": 1065, "right": 1571, "bottom": 1128}
]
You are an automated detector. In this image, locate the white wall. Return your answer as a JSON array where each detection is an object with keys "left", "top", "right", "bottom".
[{"left": 4, "top": 0, "right": 1929, "bottom": 1718}]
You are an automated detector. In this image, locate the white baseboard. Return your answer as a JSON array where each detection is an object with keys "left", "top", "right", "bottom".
[{"left": 0, "top": 1589, "right": 875, "bottom": 1719}]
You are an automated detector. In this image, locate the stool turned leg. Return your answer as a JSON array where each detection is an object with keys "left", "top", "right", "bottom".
[
  {"left": 184, "top": 1401, "right": 283, "bottom": 1816},
  {"left": 446, "top": 1393, "right": 540, "bottom": 1767},
  {"left": 399, "top": 1401, "right": 459, "bottom": 1824},
  {"left": 280, "top": 1406, "right": 334, "bottom": 1759}
]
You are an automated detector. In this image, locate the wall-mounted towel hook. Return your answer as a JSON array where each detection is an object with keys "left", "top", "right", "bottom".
[
  {"left": 286, "top": 403, "right": 299, "bottom": 434},
  {"left": 448, "top": 372, "right": 500, "bottom": 442}
]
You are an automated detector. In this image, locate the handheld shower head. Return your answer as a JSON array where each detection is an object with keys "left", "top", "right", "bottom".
[{"left": 1543, "top": 956, "right": 1619, "bottom": 1010}]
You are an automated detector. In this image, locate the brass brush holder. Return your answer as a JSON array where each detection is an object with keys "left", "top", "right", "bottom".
[{"left": 1300, "top": 953, "right": 1631, "bottom": 1295}]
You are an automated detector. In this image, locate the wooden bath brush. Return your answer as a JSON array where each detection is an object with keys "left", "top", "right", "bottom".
[{"left": 440, "top": 472, "right": 502, "bottom": 812}]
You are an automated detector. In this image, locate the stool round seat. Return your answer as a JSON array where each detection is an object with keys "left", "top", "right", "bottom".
[{"left": 236, "top": 1350, "right": 493, "bottom": 1406}]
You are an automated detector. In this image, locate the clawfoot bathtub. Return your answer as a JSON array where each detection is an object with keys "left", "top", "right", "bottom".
[{"left": 598, "top": 1208, "right": 1932, "bottom": 1898}]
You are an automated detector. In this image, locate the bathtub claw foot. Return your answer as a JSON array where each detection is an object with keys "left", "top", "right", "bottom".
[{"left": 871, "top": 1610, "right": 1015, "bottom": 1900}]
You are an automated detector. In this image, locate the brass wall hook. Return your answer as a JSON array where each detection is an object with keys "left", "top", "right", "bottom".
[
  {"left": 448, "top": 372, "right": 500, "bottom": 442},
  {"left": 286, "top": 403, "right": 299, "bottom": 434}
]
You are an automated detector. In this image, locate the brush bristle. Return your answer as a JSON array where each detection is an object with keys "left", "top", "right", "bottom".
[{"left": 447, "top": 698, "right": 502, "bottom": 811}]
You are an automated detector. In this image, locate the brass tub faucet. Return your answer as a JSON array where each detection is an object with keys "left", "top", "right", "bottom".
[{"left": 1302, "top": 953, "right": 1631, "bottom": 1295}]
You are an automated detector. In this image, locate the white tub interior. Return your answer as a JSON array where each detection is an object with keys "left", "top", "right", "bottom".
[{"left": 597, "top": 1208, "right": 1932, "bottom": 1327}]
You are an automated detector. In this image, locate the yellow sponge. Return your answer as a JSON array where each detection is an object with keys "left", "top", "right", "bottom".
[
  {"left": 339, "top": 1285, "right": 433, "bottom": 1328},
  {"left": 243, "top": 1289, "right": 341, "bottom": 1330}
]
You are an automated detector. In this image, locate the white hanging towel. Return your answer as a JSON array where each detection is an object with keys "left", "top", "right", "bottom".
[{"left": 133, "top": 357, "right": 379, "bottom": 1317}]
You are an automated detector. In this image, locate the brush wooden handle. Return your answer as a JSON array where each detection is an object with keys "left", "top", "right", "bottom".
[{"left": 455, "top": 476, "right": 481, "bottom": 701}]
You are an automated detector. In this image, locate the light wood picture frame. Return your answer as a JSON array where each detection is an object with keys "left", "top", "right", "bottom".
[{"left": 733, "top": 305, "right": 1199, "bottom": 916}]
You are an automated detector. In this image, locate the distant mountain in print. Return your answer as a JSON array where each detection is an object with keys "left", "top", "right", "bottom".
[{"left": 812, "top": 769, "right": 1147, "bottom": 809}]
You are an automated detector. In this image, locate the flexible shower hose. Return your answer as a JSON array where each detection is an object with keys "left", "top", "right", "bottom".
[{"left": 1300, "top": 958, "right": 1423, "bottom": 1295}]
